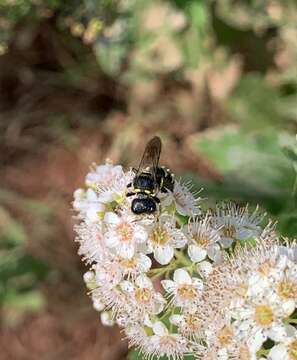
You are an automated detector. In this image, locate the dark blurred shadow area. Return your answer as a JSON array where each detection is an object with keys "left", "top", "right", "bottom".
[{"left": 0, "top": 1, "right": 296, "bottom": 359}]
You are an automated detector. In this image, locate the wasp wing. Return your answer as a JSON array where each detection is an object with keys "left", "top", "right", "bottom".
[{"left": 136, "top": 136, "right": 162, "bottom": 180}]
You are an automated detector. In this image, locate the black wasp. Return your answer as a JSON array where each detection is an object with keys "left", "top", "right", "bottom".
[{"left": 127, "top": 136, "right": 175, "bottom": 215}]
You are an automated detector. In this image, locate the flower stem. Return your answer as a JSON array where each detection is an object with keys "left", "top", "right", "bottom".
[
  {"left": 284, "top": 317, "right": 297, "bottom": 324},
  {"left": 174, "top": 250, "right": 192, "bottom": 267}
]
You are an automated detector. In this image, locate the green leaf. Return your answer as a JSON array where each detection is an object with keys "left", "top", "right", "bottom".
[
  {"left": 189, "top": 126, "right": 297, "bottom": 236},
  {"left": 227, "top": 74, "right": 284, "bottom": 130},
  {"left": 193, "top": 126, "right": 294, "bottom": 194}
]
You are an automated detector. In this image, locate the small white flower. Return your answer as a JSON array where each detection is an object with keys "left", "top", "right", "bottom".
[
  {"left": 90, "top": 288, "right": 105, "bottom": 311},
  {"left": 92, "top": 261, "right": 126, "bottom": 315},
  {"left": 186, "top": 216, "right": 221, "bottom": 263},
  {"left": 163, "top": 180, "right": 201, "bottom": 216},
  {"left": 149, "top": 321, "right": 189, "bottom": 360},
  {"left": 100, "top": 311, "right": 115, "bottom": 326},
  {"left": 125, "top": 323, "right": 153, "bottom": 354},
  {"left": 93, "top": 298, "right": 105, "bottom": 312},
  {"left": 83, "top": 270, "right": 97, "bottom": 290},
  {"left": 195, "top": 322, "right": 261, "bottom": 360},
  {"left": 103, "top": 211, "right": 148, "bottom": 259},
  {"left": 116, "top": 253, "right": 152, "bottom": 279},
  {"left": 170, "top": 310, "right": 203, "bottom": 340},
  {"left": 232, "top": 289, "right": 293, "bottom": 346},
  {"left": 85, "top": 161, "right": 124, "bottom": 188},
  {"left": 197, "top": 261, "right": 214, "bottom": 278},
  {"left": 83, "top": 270, "right": 95, "bottom": 284},
  {"left": 94, "top": 260, "right": 122, "bottom": 287},
  {"left": 97, "top": 170, "right": 133, "bottom": 205},
  {"left": 268, "top": 325, "right": 297, "bottom": 360},
  {"left": 73, "top": 188, "right": 105, "bottom": 222},
  {"left": 75, "top": 222, "right": 107, "bottom": 263},
  {"left": 120, "top": 275, "right": 166, "bottom": 317},
  {"left": 161, "top": 268, "right": 203, "bottom": 308},
  {"left": 146, "top": 214, "right": 187, "bottom": 265},
  {"left": 212, "top": 203, "right": 265, "bottom": 248},
  {"left": 271, "top": 257, "right": 297, "bottom": 308},
  {"left": 277, "top": 244, "right": 297, "bottom": 263}
]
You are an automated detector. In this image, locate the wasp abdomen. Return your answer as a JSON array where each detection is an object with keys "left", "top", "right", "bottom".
[{"left": 131, "top": 196, "right": 157, "bottom": 214}]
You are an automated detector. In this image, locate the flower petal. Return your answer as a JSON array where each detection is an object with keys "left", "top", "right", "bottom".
[
  {"left": 104, "top": 231, "right": 119, "bottom": 248},
  {"left": 219, "top": 236, "right": 233, "bottom": 248},
  {"left": 161, "top": 280, "right": 176, "bottom": 293},
  {"left": 104, "top": 212, "right": 120, "bottom": 225},
  {"left": 154, "top": 245, "right": 174, "bottom": 265},
  {"left": 120, "top": 280, "right": 134, "bottom": 293},
  {"left": 192, "top": 278, "right": 203, "bottom": 290},
  {"left": 169, "top": 314, "right": 183, "bottom": 326},
  {"left": 267, "top": 323, "right": 287, "bottom": 342},
  {"left": 173, "top": 268, "right": 192, "bottom": 285},
  {"left": 268, "top": 344, "right": 288, "bottom": 360},
  {"left": 188, "top": 245, "right": 207, "bottom": 263},
  {"left": 153, "top": 321, "right": 168, "bottom": 336},
  {"left": 136, "top": 274, "right": 152, "bottom": 289},
  {"left": 197, "top": 261, "right": 213, "bottom": 277},
  {"left": 118, "top": 242, "right": 135, "bottom": 259},
  {"left": 86, "top": 204, "right": 105, "bottom": 222},
  {"left": 138, "top": 254, "right": 152, "bottom": 272},
  {"left": 134, "top": 226, "right": 148, "bottom": 243},
  {"left": 98, "top": 190, "right": 114, "bottom": 204}
]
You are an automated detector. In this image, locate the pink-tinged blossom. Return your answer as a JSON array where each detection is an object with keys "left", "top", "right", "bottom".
[
  {"left": 146, "top": 214, "right": 187, "bottom": 265},
  {"left": 161, "top": 268, "right": 203, "bottom": 308},
  {"left": 103, "top": 212, "right": 148, "bottom": 259}
]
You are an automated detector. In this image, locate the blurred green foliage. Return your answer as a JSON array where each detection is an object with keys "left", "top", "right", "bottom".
[
  {"left": 190, "top": 128, "right": 296, "bottom": 237},
  {"left": 0, "top": 192, "right": 49, "bottom": 325}
]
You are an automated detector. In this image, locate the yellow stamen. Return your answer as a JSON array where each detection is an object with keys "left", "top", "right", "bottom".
[
  {"left": 177, "top": 285, "right": 197, "bottom": 300},
  {"left": 134, "top": 288, "right": 151, "bottom": 304},
  {"left": 278, "top": 280, "right": 297, "bottom": 300},
  {"left": 150, "top": 226, "right": 169, "bottom": 246},
  {"left": 218, "top": 325, "right": 234, "bottom": 346},
  {"left": 288, "top": 339, "right": 297, "bottom": 360},
  {"left": 255, "top": 305, "right": 274, "bottom": 327},
  {"left": 116, "top": 222, "right": 133, "bottom": 242},
  {"left": 222, "top": 224, "right": 236, "bottom": 238},
  {"left": 193, "top": 233, "right": 210, "bottom": 247}
]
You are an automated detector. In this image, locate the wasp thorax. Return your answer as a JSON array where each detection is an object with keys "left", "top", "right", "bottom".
[{"left": 133, "top": 173, "right": 156, "bottom": 193}]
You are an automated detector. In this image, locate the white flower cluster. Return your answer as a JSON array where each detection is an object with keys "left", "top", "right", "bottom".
[
  {"left": 73, "top": 161, "right": 297, "bottom": 360},
  {"left": 199, "top": 241, "right": 297, "bottom": 360}
]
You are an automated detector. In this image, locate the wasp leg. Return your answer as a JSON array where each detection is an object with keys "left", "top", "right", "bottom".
[
  {"left": 152, "top": 196, "right": 160, "bottom": 203},
  {"left": 126, "top": 192, "right": 136, "bottom": 197}
]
